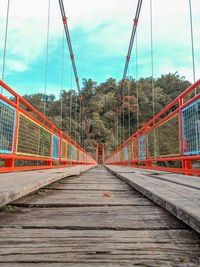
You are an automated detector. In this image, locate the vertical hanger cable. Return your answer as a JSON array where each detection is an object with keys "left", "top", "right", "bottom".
[
  {"left": 44, "top": 0, "right": 51, "bottom": 117},
  {"left": 1, "top": 0, "right": 10, "bottom": 94},
  {"left": 189, "top": 0, "right": 196, "bottom": 95}
]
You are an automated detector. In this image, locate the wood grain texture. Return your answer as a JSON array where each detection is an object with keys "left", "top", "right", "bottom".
[
  {"left": 105, "top": 165, "right": 200, "bottom": 234},
  {"left": 0, "top": 165, "right": 94, "bottom": 208},
  {"left": 0, "top": 165, "right": 200, "bottom": 266},
  {"left": 14, "top": 190, "right": 152, "bottom": 206}
]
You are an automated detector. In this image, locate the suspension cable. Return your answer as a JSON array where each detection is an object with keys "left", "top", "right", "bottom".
[
  {"left": 127, "top": 68, "right": 131, "bottom": 137},
  {"left": 83, "top": 119, "right": 86, "bottom": 149},
  {"left": 136, "top": 31, "right": 139, "bottom": 131},
  {"left": 115, "top": 112, "right": 117, "bottom": 151},
  {"left": 1, "top": 0, "right": 10, "bottom": 94},
  {"left": 82, "top": 109, "right": 84, "bottom": 148},
  {"left": 79, "top": 97, "right": 82, "bottom": 145},
  {"left": 116, "top": 106, "right": 118, "bottom": 147},
  {"left": 121, "top": 0, "right": 143, "bottom": 88},
  {"left": 60, "top": 28, "right": 65, "bottom": 130},
  {"left": 44, "top": 0, "right": 51, "bottom": 117},
  {"left": 188, "top": 0, "right": 196, "bottom": 95},
  {"left": 150, "top": 0, "right": 156, "bottom": 158},
  {"left": 58, "top": 0, "right": 95, "bottom": 153},
  {"left": 105, "top": 0, "right": 143, "bottom": 154},
  {"left": 69, "top": 92, "right": 72, "bottom": 134},
  {"left": 150, "top": 0, "right": 155, "bottom": 120},
  {"left": 122, "top": 79, "right": 125, "bottom": 142},
  {"left": 75, "top": 92, "right": 78, "bottom": 143},
  {"left": 119, "top": 96, "right": 122, "bottom": 145},
  {"left": 60, "top": 94, "right": 63, "bottom": 130},
  {"left": 70, "top": 66, "right": 73, "bottom": 134}
]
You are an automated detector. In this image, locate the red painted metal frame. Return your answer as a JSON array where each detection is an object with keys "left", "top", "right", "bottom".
[
  {"left": 97, "top": 144, "right": 104, "bottom": 164},
  {"left": 104, "top": 80, "right": 200, "bottom": 176},
  {"left": 0, "top": 80, "right": 97, "bottom": 173}
]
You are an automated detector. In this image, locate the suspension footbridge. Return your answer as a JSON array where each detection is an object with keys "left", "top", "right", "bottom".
[{"left": 0, "top": 0, "right": 200, "bottom": 265}]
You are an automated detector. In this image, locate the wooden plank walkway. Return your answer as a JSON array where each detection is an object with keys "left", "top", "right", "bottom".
[
  {"left": 0, "top": 165, "right": 200, "bottom": 266},
  {"left": 105, "top": 165, "right": 200, "bottom": 234},
  {"left": 0, "top": 165, "right": 94, "bottom": 208}
]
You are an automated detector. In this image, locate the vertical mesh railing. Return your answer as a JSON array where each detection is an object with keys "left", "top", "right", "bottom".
[
  {"left": 61, "top": 139, "right": 67, "bottom": 160},
  {"left": 0, "top": 99, "right": 16, "bottom": 154},
  {"left": 17, "top": 113, "right": 40, "bottom": 156},
  {"left": 104, "top": 80, "right": 200, "bottom": 175},
  {"left": 52, "top": 135, "right": 60, "bottom": 160},
  {"left": 182, "top": 99, "right": 200, "bottom": 155},
  {"left": 147, "top": 114, "right": 180, "bottom": 158},
  {"left": 138, "top": 135, "right": 146, "bottom": 160},
  {"left": 0, "top": 82, "right": 96, "bottom": 171}
]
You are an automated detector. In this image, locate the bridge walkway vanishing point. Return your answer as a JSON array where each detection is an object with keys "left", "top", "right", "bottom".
[{"left": 0, "top": 165, "right": 200, "bottom": 266}]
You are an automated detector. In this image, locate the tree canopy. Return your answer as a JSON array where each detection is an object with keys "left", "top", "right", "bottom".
[{"left": 22, "top": 72, "right": 192, "bottom": 157}]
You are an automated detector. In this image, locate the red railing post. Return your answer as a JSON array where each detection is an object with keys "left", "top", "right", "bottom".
[
  {"left": 46, "top": 125, "right": 53, "bottom": 167},
  {"left": 120, "top": 148, "right": 123, "bottom": 166},
  {"left": 124, "top": 146, "right": 127, "bottom": 166},
  {"left": 4, "top": 96, "right": 20, "bottom": 169},
  {"left": 145, "top": 126, "right": 151, "bottom": 167},
  {"left": 137, "top": 133, "right": 139, "bottom": 167},
  {"left": 179, "top": 97, "right": 192, "bottom": 175},
  {"left": 66, "top": 137, "right": 68, "bottom": 166},
  {"left": 59, "top": 131, "right": 63, "bottom": 165},
  {"left": 131, "top": 138, "right": 136, "bottom": 167}
]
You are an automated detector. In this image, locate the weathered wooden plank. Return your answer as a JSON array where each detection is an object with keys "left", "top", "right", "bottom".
[
  {"left": 105, "top": 165, "right": 200, "bottom": 234},
  {"left": 0, "top": 264, "right": 198, "bottom": 267},
  {"left": 13, "top": 166, "right": 153, "bottom": 206},
  {"left": 0, "top": 228, "right": 199, "bottom": 266},
  {"left": 14, "top": 189, "right": 152, "bottom": 206},
  {"left": 60, "top": 180, "right": 125, "bottom": 185},
  {"left": 0, "top": 206, "right": 187, "bottom": 229},
  {"left": 0, "top": 249, "right": 199, "bottom": 264},
  {"left": 140, "top": 169, "right": 200, "bottom": 190},
  {"left": 0, "top": 228, "right": 198, "bottom": 240},
  {"left": 0, "top": 165, "right": 95, "bottom": 208},
  {"left": 63, "top": 175, "right": 122, "bottom": 182},
  {"left": 0, "top": 165, "right": 200, "bottom": 266},
  {"left": 47, "top": 182, "right": 132, "bottom": 190},
  {"left": 60, "top": 175, "right": 125, "bottom": 184}
]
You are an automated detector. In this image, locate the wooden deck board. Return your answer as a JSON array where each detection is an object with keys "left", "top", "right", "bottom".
[
  {"left": 14, "top": 189, "right": 152, "bottom": 206},
  {"left": 105, "top": 165, "right": 200, "bottom": 234},
  {"left": 0, "top": 165, "right": 94, "bottom": 208},
  {"left": 0, "top": 165, "right": 200, "bottom": 266},
  {"left": 0, "top": 206, "right": 187, "bottom": 230}
]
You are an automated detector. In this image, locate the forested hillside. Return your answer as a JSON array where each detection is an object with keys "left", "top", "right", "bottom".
[{"left": 23, "top": 73, "right": 191, "bottom": 156}]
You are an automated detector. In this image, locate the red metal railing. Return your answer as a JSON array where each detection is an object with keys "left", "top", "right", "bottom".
[
  {"left": 97, "top": 144, "right": 104, "bottom": 164},
  {"left": 104, "top": 80, "right": 200, "bottom": 176},
  {"left": 0, "top": 80, "right": 97, "bottom": 173}
]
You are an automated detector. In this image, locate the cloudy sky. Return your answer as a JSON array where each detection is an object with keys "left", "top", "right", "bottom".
[{"left": 0, "top": 0, "right": 200, "bottom": 98}]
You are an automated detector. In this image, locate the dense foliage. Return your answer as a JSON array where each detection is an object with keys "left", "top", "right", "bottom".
[{"left": 23, "top": 72, "right": 191, "bottom": 157}]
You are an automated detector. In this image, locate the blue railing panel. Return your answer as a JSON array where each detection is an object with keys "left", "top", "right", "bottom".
[
  {"left": 52, "top": 134, "right": 60, "bottom": 159},
  {"left": 0, "top": 99, "right": 16, "bottom": 154},
  {"left": 125, "top": 146, "right": 128, "bottom": 161},
  {"left": 71, "top": 144, "right": 75, "bottom": 160},
  {"left": 182, "top": 99, "right": 200, "bottom": 155},
  {"left": 138, "top": 134, "right": 146, "bottom": 160}
]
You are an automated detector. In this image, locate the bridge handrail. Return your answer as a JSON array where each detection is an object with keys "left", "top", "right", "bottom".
[
  {"left": 0, "top": 80, "right": 83, "bottom": 150},
  {"left": 0, "top": 80, "right": 96, "bottom": 172},
  {"left": 121, "top": 79, "right": 200, "bottom": 148},
  {"left": 104, "top": 80, "right": 200, "bottom": 175}
]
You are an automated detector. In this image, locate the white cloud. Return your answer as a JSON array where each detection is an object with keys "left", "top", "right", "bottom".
[
  {"left": 0, "top": 0, "right": 63, "bottom": 76},
  {"left": 0, "top": 0, "right": 200, "bottom": 83},
  {"left": 6, "top": 59, "right": 28, "bottom": 72}
]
